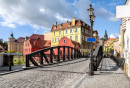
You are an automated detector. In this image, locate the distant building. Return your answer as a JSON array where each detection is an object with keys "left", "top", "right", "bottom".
[
  {"left": 44, "top": 32, "right": 51, "bottom": 40},
  {"left": 51, "top": 18, "right": 91, "bottom": 56},
  {"left": 93, "top": 30, "right": 99, "bottom": 50},
  {"left": 8, "top": 32, "right": 25, "bottom": 53},
  {"left": 104, "top": 30, "right": 108, "bottom": 42},
  {"left": 23, "top": 34, "right": 51, "bottom": 56}
]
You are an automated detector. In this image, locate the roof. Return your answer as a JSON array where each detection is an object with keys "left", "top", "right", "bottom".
[
  {"left": 29, "top": 34, "right": 44, "bottom": 40},
  {"left": 51, "top": 19, "right": 90, "bottom": 31},
  {"left": 27, "top": 38, "right": 46, "bottom": 48},
  {"left": 16, "top": 37, "right": 25, "bottom": 43},
  {"left": 104, "top": 38, "right": 115, "bottom": 44},
  {"left": 93, "top": 30, "right": 98, "bottom": 34},
  {"left": 44, "top": 40, "right": 51, "bottom": 47}
]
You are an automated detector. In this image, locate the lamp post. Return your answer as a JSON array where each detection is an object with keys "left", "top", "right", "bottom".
[{"left": 87, "top": 4, "right": 95, "bottom": 75}]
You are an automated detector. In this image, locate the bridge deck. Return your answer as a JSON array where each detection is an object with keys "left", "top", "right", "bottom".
[
  {"left": 79, "top": 58, "right": 130, "bottom": 88},
  {"left": 0, "top": 58, "right": 130, "bottom": 88}
]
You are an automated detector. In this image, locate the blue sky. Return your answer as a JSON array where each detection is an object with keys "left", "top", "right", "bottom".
[{"left": 0, "top": 0, "right": 126, "bottom": 41}]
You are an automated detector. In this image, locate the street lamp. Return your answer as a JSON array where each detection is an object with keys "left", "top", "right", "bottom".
[{"left": 87, "top": 4, "right": 95, "bottom": 75}]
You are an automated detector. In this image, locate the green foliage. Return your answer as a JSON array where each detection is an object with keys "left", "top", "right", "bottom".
[{"left": 13, "top": 57, "right": 25, "bottom": 65}]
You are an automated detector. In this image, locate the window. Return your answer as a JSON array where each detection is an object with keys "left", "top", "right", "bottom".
[
  {"left": 75, "top": 28, "right": 78, "bottom": 32},
  {"left": 64, "top": 40, "right": 66, "bottom": 43},
  {"left": 85, "top": 29, "right": 87, "bottom": 33},
  {"left": 82, "top": 35, "right": 84, "bottom": 40},
  {"left": 55, "top": 38, "right": 57, "bottom": 42},
  {"left": 75, "top": 35, "right": 78, "bottom": 41},
  {"left": 82, "top": 27, "right": 84, "bottom": 32},
  {"left": 53, "top": 31, "right": 55, "bottom": 35},
  {"left": 54, "top": 26, "right": 56, "bottom": 29},
  {"left": 60, "top": 24, "right": 62, "bottom": 28},
  {"left": 65, "top": 29, "right": 68, "bottom": 34},
  {"left": 70, "top": 36, "right": 72, "bottom": 40},
  {"left": 58, "top": 38, "right": 60, "bottom": 42},
  {"left": 83, "top": 23, "right": 85, "bottom": 26},
  {"left": 68, "top": 22, "right": 71, "bottom": 26},
  {"left": 29, "top": 49, "right": 30, "bottom": 52},
  {"left": 70, "top": 29, "right": 72, "bottom": 33},
  {"left": 52, "top": 38, "right": 54, "bottom": 42},
  {"left": 59, "top": 30, "right": 61, "bottom": 35}
]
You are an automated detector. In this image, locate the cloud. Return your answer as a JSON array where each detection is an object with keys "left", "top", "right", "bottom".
[
  {"left": 0, "top": 0, "right": 119, "bottom": 30},
  {"left": 108, "top": 3, "right": 117, "bottom": 6},
  {"left": 0, "top": 0, "right": 76, "bottom": 29},
  {"left": 94, "top": 7, "right": 119, "bottom": 22},
  {"left": 110, "top": 33, "right": 119, "bottom": 38}
]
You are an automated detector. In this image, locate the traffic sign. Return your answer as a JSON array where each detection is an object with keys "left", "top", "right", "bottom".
[{"left": 87, "top": 38, "right": 96, "bottom": 42}]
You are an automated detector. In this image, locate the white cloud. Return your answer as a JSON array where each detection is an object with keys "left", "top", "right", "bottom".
[
  {"left": 95, "top": 7, "right": 119, "bottom": 22},
  {"left": 110, "top": 33, "right": 119, "bottom": 38},
  {"left": 0, "top": 0, "right": 119, "bottom": 30},
  {"left": 108, "top": 3, "right": 117, "bottom": 6}
]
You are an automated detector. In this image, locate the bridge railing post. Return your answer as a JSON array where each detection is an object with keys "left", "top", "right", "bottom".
[
  {"left": 57, "top": 46, "right": 60, "bottom": 62},
  {"left": 71, "top": 48, "right": 73, "bottom": 59},
  {"left": 63, "top": 46, "right": 65, "bottom": 61},
  {"left": 40, "top": 50, "right": 43, "bottom": 65},
  {"left": 50, "top": 48, "right": 53, "bottom": 63},
  {"left": 67, "top": 47, "right": 70, "bottom": 60},
  {"left": 26, "top": 55, "right": 30, "bottom": 67}
]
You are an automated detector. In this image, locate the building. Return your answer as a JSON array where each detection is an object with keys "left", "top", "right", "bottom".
[
  {"left": 8, "top": 32, "right": 25, "bottom": 53},
  {"left": 104, "top": 38, "right": 116, "bottom": 54},
  {"left": 51, "top": 18, "right": 91, "bottom": 56},
  {"left": 44, "top": 32, "right": 51, "bottom": 40},
  {"left": 93, "top": 30, "right": 99, "bottom": 50},
  {"left": 53, "top": 37, "right": 80, "bottom": 56},
  {"left": 114, "top": 41, "right": 120, "bottom": 56},
  {"left": 23, "top": 34, "right": 51, "bottom": 56}
]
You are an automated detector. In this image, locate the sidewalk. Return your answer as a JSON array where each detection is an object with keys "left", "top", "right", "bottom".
[
  {"left": 0, "top": 64, "right": 25, "bottom": 73},
  {"left": 79, "top": 58, "right": 130, "bottom": 88}
]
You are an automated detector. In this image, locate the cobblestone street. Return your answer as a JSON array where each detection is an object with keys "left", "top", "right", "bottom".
[
  {"left": 0, "top": 58, "right": 130, "bottom": 88},
  {"left": 0, "top": 58, "right": 90, "bottom": 88}
]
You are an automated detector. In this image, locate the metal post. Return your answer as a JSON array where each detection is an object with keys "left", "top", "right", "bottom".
[
  {"left": 63, "top": 46, "right": 65, "bottom": 61},
  {"left": 40, "top": 51, "right": 43, "bottom": 65},
  {"left": 89, "top": 16, "right": 94, "bottom": 75},
  {"left": 8, "top": 54, "right": 11, "bottom": 71},
  {"left": 57, "top": 46, "right": 60, "bottom": 62},
  {"left": 50, "top": 48, "right": 53, "bottom": 63},
  {"left": 26, "top": 55, "right": 30, "bottom": 67},
  {"left": 71, "top": 48, "right": 73, "bottom": 59},
  {"left": 67, "top": 47, "right": 70, "bottom": 60}
]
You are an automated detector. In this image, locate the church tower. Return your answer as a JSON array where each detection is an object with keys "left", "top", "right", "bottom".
[
  {"left": 104, "top": 30, "right": 108, "bottom": 41},
  {"left": 8, "top": 32, "right": 15, "bottom": 51}
]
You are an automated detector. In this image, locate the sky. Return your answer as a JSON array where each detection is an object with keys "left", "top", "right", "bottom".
[{"left": 0, "top": 0, "right": 126, "bottom": 41}]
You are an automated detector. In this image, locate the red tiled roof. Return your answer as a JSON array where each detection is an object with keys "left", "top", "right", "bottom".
[
  {"left": 16, "top": 37, "right": 25, "bottom": 42},
  {"left": 44, "top": 40, "right": 51, "bottom": 47},
  {"left": 105, "top": 38, "right": 115, "bottom": 44},
  {"left": 29, "top": 34, "right": 44, "bottom": 40},
  {"left": 51, "top": 20, "right": 90, "bottom": 31}
]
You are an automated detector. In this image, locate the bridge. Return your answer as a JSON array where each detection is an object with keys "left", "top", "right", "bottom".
[{"left": 0, "top": 45, "right": 130, "bottom": 88}]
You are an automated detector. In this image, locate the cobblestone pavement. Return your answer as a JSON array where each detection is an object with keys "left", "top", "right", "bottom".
[
  {"left": 79, "top": 58, "right": 130, "bottom": 88},
  {"left": 0, "top": 58, "right": 90, "bottom": 88}
]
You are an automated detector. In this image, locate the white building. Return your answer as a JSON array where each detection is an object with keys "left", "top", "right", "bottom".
[{"left": 117, "top": 0, "right": 130, "bottom": 76}]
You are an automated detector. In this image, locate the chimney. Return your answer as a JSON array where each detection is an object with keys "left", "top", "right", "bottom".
[
  {"left": 55, "top": 22, "right": 57, "bottom": 25},
  {"left": 72, "top": 18, "right": 75, "bottom": 26}
]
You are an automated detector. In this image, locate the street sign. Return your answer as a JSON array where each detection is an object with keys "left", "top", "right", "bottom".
[{"left": 87, "top": 38, "right": 96, "bottom": 42}]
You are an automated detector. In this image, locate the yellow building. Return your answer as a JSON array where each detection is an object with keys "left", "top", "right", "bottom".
[
  {"left": 104, "top": 38, "right": 115, "bottom": 53},
  {"left": 51, "top": 18, "right": 91, "bottom": 56}
]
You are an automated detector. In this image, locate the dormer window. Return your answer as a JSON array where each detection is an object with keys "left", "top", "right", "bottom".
[
  {"left": 60, "top": 24, "right": 62, "bottom": 28},
  {"left": 68, "top": 22, "right": 71, "bottom": 26},
  {"left": 83, "top": 23, "right": 85, "bottom": 26},
  {"left": 54, "top": 26, "right": 57, "bottom": 29},
  {"left": 64, "top": 40, "right": 66, "bottom": 43}
]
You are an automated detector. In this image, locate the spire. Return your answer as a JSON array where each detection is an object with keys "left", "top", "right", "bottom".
[
  {"left": 10, "top": 31, "right": 14, "bottom": 38},
  {"left": 105, "top": 29, "right": 107, "bottom": 34}
]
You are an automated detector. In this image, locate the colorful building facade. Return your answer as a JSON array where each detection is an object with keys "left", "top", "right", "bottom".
[{"left": 51, "top": 18, "right": 91, "bottom": 56}]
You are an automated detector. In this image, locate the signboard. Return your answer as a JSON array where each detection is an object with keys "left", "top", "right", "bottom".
[
  {"left": 87, "top": 38, "right": 96, "bottom": 42},
  {"left": 116, "top": 5, "right": 130, "bottom": 18}
]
